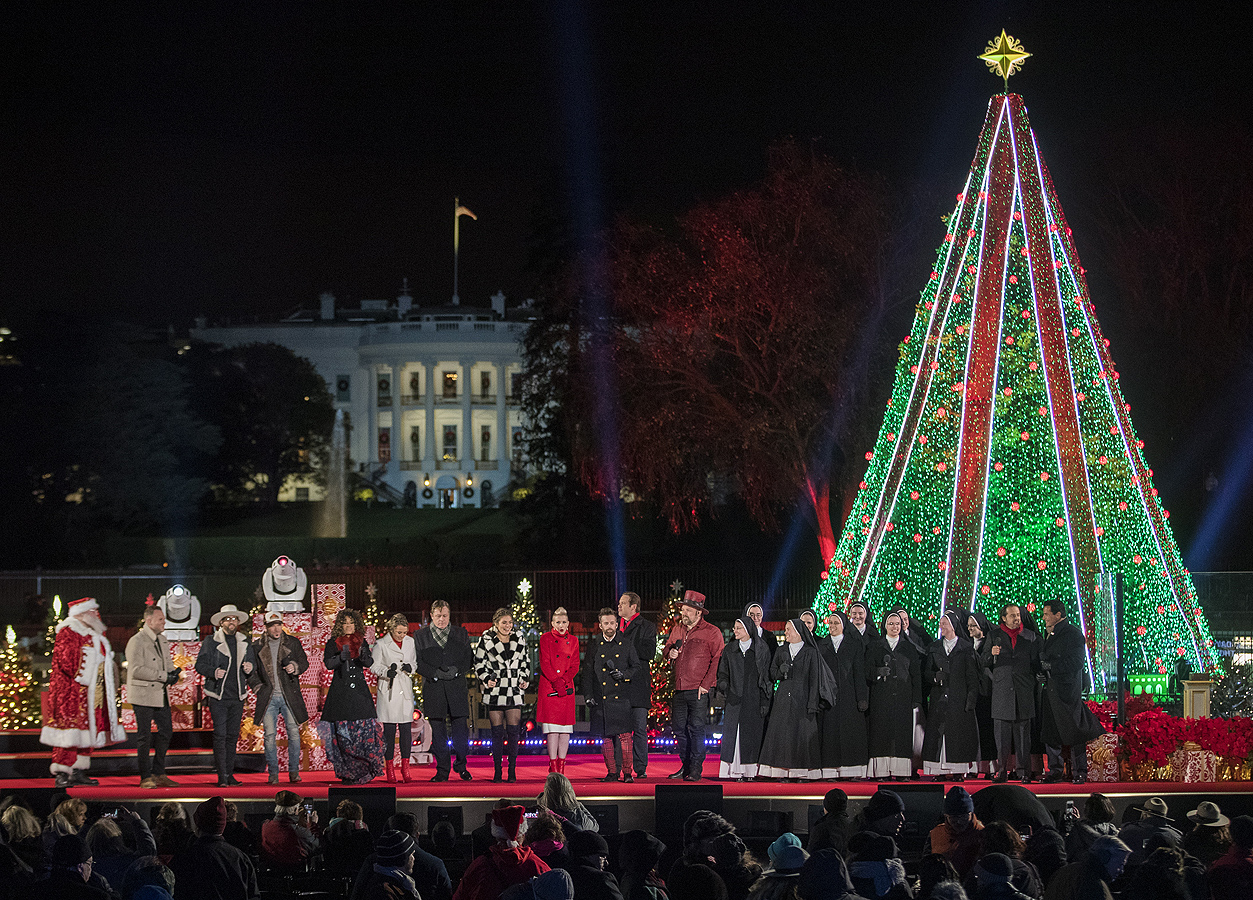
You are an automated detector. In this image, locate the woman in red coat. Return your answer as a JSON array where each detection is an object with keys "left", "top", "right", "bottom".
[{"left": 537, "top": 607, "right": 579, "bottom": 775}]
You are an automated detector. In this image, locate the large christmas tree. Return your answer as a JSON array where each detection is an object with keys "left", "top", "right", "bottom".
[{"left": 814, "top": 47, "right": 1221, "bottom": 681}]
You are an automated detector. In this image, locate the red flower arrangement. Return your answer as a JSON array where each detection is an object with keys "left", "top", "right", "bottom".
[
  {"left": 1085, "top": 692, "right": 1159, "bottom": 732},
  {"left": 1116, "top": 707, "right": 1183, "bottom": 766}
]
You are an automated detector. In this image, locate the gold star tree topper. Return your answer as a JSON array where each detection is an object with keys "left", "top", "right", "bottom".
[{"left": 979, "top": 30, "right": 1031, "bottom": 90}]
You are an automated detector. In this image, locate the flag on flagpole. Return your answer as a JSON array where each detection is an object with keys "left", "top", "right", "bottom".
[{"left": 456, "top": 204, "right": 477, "bottom": 220}]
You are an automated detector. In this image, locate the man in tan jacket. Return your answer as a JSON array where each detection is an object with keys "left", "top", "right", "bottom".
[{"left": 125, "top": 605, "right": 183, "bottom": 787}]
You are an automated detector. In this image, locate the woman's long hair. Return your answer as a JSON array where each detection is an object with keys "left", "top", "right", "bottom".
[
  {"left": 330, "top": 608, "right": 366, "bottom": 640},
  {"left": 538, "top": 772, "right": 580, "bottom": 813}
]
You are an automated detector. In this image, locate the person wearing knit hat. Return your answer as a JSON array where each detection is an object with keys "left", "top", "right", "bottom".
[
  {"left": 618, "top": 830, "right": 666, "bottom": 900},
  {"left": 169, "top": 796, "right": 259, "bottom": 900},
  {"left": 925, "top": 786, "right": 984, "bottom": 878},
  {"left": 500, "top": 869, "right": 577, "bottom": 900},
  {"left": 968, "top": 851, "right": 1036, "bottom": 900},
  {"left": 566, "top": 830, "right": 621, "bottom": 900},
  {"left": 454, "top": 806, "right": 550, "bottom": 900},
  {"left": 808, "top": 787, "right": 853, "bottom": 857},
  {"left": 855, "top": 788, "right": 906, "bottom": 837},
  {"left": 41, "top": 597, "right": 127, "bottom": 787},
  {"left": 355, "top": 829, "right": 420, "bottom": 899},
  {"left": 921, "top": 610, "right": 981, "bottom": 780}
]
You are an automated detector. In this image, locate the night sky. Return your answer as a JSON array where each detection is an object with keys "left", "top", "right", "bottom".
[{"left": 1, "top": 3, "right": 1246, "bottom": 326}]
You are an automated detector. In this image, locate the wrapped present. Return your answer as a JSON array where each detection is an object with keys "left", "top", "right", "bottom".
[
  {"left": 1087, "top": 732, "right": 1120, "bottom": 782},
  {"left": 1169, "top": 742, "right": 1217, "bottom": 783}
]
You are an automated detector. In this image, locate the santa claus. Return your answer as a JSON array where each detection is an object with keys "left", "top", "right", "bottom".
[{"left": 39, "top": 597, "right": 126, "bottom": 786}]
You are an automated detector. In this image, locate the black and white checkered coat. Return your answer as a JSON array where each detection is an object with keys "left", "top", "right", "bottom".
[{"left": 474, "top": 631, "right": 531, "bottom": 707}]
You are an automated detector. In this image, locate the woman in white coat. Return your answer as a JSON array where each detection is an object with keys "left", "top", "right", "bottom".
[{"left": 370, "top": 613, "right": 418, "bottom": 783}]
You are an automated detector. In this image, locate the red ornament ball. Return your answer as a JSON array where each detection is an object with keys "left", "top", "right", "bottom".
[
  {"left": 1037, "top": 561, "right": 1047, "bottom": 571},
  {"left": 895, "top": 580, "right": 904, "bottom": 591}
]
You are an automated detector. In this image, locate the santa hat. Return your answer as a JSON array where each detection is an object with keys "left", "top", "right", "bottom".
[
  {"left": 491, "top": 805, "right": 527, "bottom": 845},
  {"left": 68, "top": 597, "right": 99, "bottom": 617}
]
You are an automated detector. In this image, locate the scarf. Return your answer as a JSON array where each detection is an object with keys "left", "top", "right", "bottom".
[
  {"left": 335, "top": 632, "right": 363, "bottom": 657},
  {"left": 1005, "top": 623, "right": 1023, "bottom": 648},
  {"left": 432, "top": 624, "right": 450, "bottom": 648},
  {"left": 372, "top": 863, "right": 417, "bottom": 896}
]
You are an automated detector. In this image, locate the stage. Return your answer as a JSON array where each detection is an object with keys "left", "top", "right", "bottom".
[{"left": 7, "top": 752, "right": 1253, "bottom": 844}]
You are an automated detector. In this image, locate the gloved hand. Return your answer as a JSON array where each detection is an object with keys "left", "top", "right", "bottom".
[
  {"left": 777, "top": 662, "right": 791, "bottom": 678},
  {"left": 857, "top": 700, "right": 869, "bottom": 712},
  {"left": 548, "top": 691, "right": 559, "bottom": 698},
  {"left": 933, "top": 672, "right": 946, "bottom": 686},
  {"left": 387, "top": 663, "right": 398, "bottom": 679},
  {"left": 610, "top": 668, "right": 624, "bottom": 682},
  {"left": 400, "top": 663, "right": 413, "bottom": 674},
  {"left": 166, "top": 667, "right": 182, "bottom": 685},
  {"left": 436, "top": 667, "right": 457, "bottom": 679},
  {"left": 877, "top": 666, "right": 892, "bottom": 680}
]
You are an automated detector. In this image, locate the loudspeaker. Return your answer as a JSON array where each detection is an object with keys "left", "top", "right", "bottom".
[
  {"left": 887, "top": 783, "right": 945, "bottom": 854},
  {"left": 748, "top": 809, "right": 792, "bottom": 837},
  {"left": 654, "top": 784, "right": 723, "bottom": 844},
  {"left": 328, "top": 785, "right": 397, "bottom": 837},
  {"left": 427, "top": 805, "right": 465, "bottom": 837},
  {"left": 587, "top": 804, "right": 619, "bottom": 836}
]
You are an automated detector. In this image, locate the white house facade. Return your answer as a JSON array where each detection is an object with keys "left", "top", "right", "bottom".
[{"left": 191, "top": 289, "right": 533, "bottom": 509}]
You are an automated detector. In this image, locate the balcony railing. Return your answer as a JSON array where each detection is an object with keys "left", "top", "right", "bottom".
[
  {"left": 437, "top": 458, "right": 461, "bottom": 470},
  {"left": 475, "top": 459, "right": 499, "bottom": 470},
  {"left": 399, "top": 461, "right": 424, "bottom": 471},
  {"left": 435, "top": 394, "right": 461, "bottom": 404},
  {"left": 400, "top": 393, "right": 422, "bottom": 406},
  {"left": 377, "top": 395, "right": 393, "bottom": 407},
  {"left": 472, "top": 393, "right": 497, "bottom": 405}
]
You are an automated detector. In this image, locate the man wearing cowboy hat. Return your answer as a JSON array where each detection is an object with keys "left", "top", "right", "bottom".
[
  {"left": 661, "top": 590, "right": 723, "bottom": 781},
  {"left": 1118, "top": 796, "right": 1183, "bottom": 866},
  {"left": 194, "top": 603, "right": 257, "bottom": 786}
]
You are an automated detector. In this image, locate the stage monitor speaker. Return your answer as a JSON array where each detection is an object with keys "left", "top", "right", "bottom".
[
  {"left": 887, "top": 782, "right": 944, "bottom": 854},
  {"left": 328, "top": 785, "right": 397, "bottom": 837},
  {"left": 654, "top": 784, "right": 723, "bottom": 844},
  {"left": 587, "top": 804, "right": 619, "bottom": 836},
  {"left": 427, "top": 805, "right": 465, "bottom": 837},
  {"left": 748, "top": 809, "right": 792, "bottom": 837}
]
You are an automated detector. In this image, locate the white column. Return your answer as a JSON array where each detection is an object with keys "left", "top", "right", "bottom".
[
  {"left": 424, "top": 361, "right": 436, "bottom": 469},
  {"left": 461, "top": 358, "right": 472, "bottom": 503},
  {"left": 495, "top": 358, "right": 507, "bottom": 483}
]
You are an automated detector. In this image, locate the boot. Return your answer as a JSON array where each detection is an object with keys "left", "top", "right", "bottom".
[
  {"left": 491, "top": 724, "right": 505, "bottom": 783},
  {"left": 506, "top": 723, "right": 520, "bottom": 782},
  {"left": 548, "top": 759, "right": 558, "bottom": 775},
  {"left": 557, "top": 758, "right": 566, "bottom": 776},
  {"left": 385, "top": 759, "right": 397, "bottom": 783},
  {"left": 400, "top": 758, "right": 413, "bottom": 783}
]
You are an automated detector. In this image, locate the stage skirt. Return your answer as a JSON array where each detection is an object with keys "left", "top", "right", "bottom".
[{"left": 327, "top": 718, "right": 385, "bottom": 784}]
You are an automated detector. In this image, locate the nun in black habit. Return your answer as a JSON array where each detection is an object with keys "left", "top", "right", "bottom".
[
  {"left": 744, "top": 602, "right": 780, "bottom": 655},
  {"left": 866, "top": 610, "right": 923, "bottom": 779},
  {"left": 965, "top": 609, "right": 999, "bottom": 775},
  {"left": 846, "top": 600, "right": 879, "bottom": 644},
  {"left": 817, "top": 610, "right": 870, "bottom": 778},
  {"left": 715, "top": 616, "right": 772, "bottom": 780},
  {"left": 758, "top": 618, "right": 835, "bottom": 780},
  {"left": 921, "top": 610, "right": 981, "bottom": 779}
]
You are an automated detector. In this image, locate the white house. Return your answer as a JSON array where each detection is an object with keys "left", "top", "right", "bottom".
[{"left": 191, "top": 286, "right": 534, "bottom": 508}]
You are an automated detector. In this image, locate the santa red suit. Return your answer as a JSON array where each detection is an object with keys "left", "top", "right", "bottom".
[{"left": 39, "top": 597, "right": 126, "bottom": 781}]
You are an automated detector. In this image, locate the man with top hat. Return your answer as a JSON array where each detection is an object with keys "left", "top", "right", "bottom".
[
  {"left": 125, "top": 602, "right": 183, "bottom": 788},
  {"left": 195, "top": 603, "right": 257, "bottom": 786},
  {"left": 40, "top": 596, "right": 127, "bottom": 787},
  {"left": 250, "top": 610, "right": 310, "bottom": 785},
  {"left": 661, "top": 590, "right": 723, "bottom": 781}
]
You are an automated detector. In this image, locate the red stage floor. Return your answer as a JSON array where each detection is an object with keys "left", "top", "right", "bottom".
[{"left": 7, "top": 754, "right": 1251, "bottom": 801}]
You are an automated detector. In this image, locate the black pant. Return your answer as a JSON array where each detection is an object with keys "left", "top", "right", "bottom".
[
  {"left": 1046, "top": 741, "right": 1089, "bottom": 778},
  {"left": 429, "top": 716, "right": 470, "bottom": 776},
  {"left": 134, "top": 701, "right": 172, "bottom": 779},
  {"left": 630, "top": 706, "right": 649, "bottom": 775},
  {"left": 672, "top": 689, "right": 708, "bottom": 773},
  {"left": 994, "top": 717, "right": 1032, "bottom": 777},
  {"left": 382, "top": 722, "right": 413, "bottom": 762},
  {"left": 208, "top": 698, "right": 245, "bottom": 778}
]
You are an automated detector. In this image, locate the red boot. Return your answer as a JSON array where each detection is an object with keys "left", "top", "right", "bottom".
[
  {"left": 385, "top": 759, "right": 397, "bottom": 783},
  {"left": 556, "top": 758, "right": 566, "bottom": 776},
  {"left": 548, "top": 759, "right": 558, "bottom": 775},
  {"left": 400, "top": 758, "right": 413, "bottom": 783}
]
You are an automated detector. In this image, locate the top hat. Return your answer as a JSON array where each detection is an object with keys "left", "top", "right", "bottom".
[
  {"left": 680, "top": 590, "right": 707, "bottom": 611},
  {"left": 211, "top": 604, "right": 246, "bottom": 627}
]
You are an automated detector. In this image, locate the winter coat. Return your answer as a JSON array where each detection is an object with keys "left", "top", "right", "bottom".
[
  {"left": 818, "top": 632, "right": 870, "bottom": 771},
  {"left": 807, "top": 812, "right": 851, "bottom": 858},
  {"left": 453, "top": 845, "right": 550, "bottom": 900},
  {"left": 1209, "top": 844, "right": 1253, "bottom": 900},
  {"left": 866, "top": 635, "right": 923, "bottom": 762},
  {"left": 585, "top": 633, "right": 640, "bottom": 737},
  {"left": 356, "top": 867, "right": 421, "bottom": 900},
  {"left": 1117, "top": 816, "right": 1182, "bottom": 866},
  {"left": 414, "top": 624, "right": 474, "bottom": 719},
  {"left": 1039, "top": 619, "right": 1104, "bottom": 747},
  {"left": 250, "top": 631, "right": 310, "bottom": 726},
  {"left": 475, "top": 630, "right": 531, "bottom": 708},
  {"left": 194, "top": 629, "right": 256, "bottom": 702},
  {"left": 537, "top": 630, "right": 579, "bottom": 726},
  {"left": 321, "top": 637, "right": 376, "bottom": 722},
  {"left": 1042, "top": 855, "right": 1113, "bottom": 900},
  {"left": 169, "top": 834, "right": 260, "bottom": 900},
  {"left": 661, "top": 618, "right": 723, "bottom": 692},
  {"left": 715, "top": 621, "right": 771, "bottom": 766},
  {"left": 925, "top": 819, "right": 985, "bottom": 878},
  {"left": 921, "top": 637, "right": 981, "bottom": 764},
  {"left": 42, "top": 615, "right": 126, "bottom": 751},
  {"left": 370, "top": 633, "right": 417, "bottom": 723},
  {"left": 125, "top": 625, "right": 177, "bottom": 709},
  {"left": 621, "top": 614, "right": 658, "bottom": 708},
  {"left": 561, "top": 858, "right": 625, "bottom": 900},
  {"left": 982, "top": 626, "right": 1040, "bottom": 721},
  {"left": 963, "top": 856, "right": 1044, "bottom": 900}
]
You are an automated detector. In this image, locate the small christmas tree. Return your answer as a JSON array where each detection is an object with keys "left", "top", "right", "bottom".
[
  {"left": 363, "top": 582, "right": 389, "bottom": 634},
  {"left": 649, "top": 580, "right": 684, "bottom": 731},
  {"left": 512, "top": 578, "right": 542, "bottom": 724},
  {"left": 0, "top": 626, "right": 43, "bottom": 729}
]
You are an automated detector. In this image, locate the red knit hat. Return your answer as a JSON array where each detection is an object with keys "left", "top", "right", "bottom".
[
  {"left": 491, "top": 805, "right": 527, "bottom": 843},
  {"left": 194, "top": 796, "right": 228, "bottom": 835}
]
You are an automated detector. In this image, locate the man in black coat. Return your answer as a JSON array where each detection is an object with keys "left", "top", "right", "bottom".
[
  {"left": 413, "top": 601, "right": 475, "bottom": 782},
  {"left": 981, "top": 603, "right": 1040, "bottom": 783},
  {"left": 561, "top": 831, "right": 624, "bottom": 900},
  {"left": 1040, "top": 598, "right": 1105, "bottom": 784},
  {"left": 170, "top": 797, "right": 260, "bottom": 900},
  {"left": 250, "top": 611, "right": 311, "bottom": 785},
  {"left": 618, "top": 591, "right": 657, "bottom": 779},
  {"left": 586, "top": 607, "right": 641, "bottom": 782}
]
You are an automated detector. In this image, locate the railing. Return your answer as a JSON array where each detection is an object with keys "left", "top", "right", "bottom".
[
  {"left": 360, "top": 321, "right": 527, "bottom": 343},
  {"left": 475, "top": 459, "right": 499, "bottom": 470},
  {"left": 398, "top": 461, "right": 424, "bottom": 471},
  {"left": 437, "top": 458, "right": 461, "bottom": 470},
  {"left": 377, "top": 396, "right": 393, "bottom": 407},
  {"left": 472, "top": 394, "right": 497, "bottom": 405},
  {"left": 435, "top": 394, "right": 460, "bottom": 404},
  {"left": 400, "top": 394, "right": 422, "bottom": 405}
]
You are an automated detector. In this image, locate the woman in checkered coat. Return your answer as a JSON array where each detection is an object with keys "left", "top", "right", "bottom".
[{"left": 474, "top": 608, "right": 532, "bottom": 782}]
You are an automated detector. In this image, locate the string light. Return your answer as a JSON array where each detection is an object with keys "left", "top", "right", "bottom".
[{"left": 0, "top": 626, "right": 42, "bottom": 729}]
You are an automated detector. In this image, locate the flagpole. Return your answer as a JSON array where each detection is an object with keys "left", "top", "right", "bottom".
[{"left": 453, "top": 196, "right": 460, "bottom": 305}]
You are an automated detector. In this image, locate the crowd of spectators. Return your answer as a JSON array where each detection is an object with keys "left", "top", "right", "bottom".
[{"left": 2, "top": 784, "right": 1251, "bottom": 900}]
